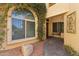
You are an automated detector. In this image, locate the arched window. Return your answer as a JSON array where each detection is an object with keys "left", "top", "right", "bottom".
[{"left": 11, "top": 10, "right": 35, "bottom": 40}]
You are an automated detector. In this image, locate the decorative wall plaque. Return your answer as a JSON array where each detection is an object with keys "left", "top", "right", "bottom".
[{"left": 67, "top": 12, "right": 76, "bottom": 33}]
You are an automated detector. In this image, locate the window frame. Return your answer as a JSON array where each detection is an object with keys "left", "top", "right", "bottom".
[{"left": 7, "top": 8, "right": 38, "bottom": 44}]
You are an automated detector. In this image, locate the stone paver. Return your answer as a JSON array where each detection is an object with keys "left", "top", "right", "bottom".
[
  {"left": 31, "top": 41, "right": 44, "bottom": 56},
  {"left": 0, "top": 37, "right": 69, "bottom": 56},
  {"left": 44, "top": 37, "right": 69, "bottom": 56},
  {"left": 0, "top": 42, "right": 44, "bottom": 56},
  {"left": 0, "top": 47, "right": 23, "bottom": 56}
]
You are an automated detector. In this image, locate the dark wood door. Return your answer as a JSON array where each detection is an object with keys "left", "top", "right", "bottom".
[{"left": 46, "top": 23, "right": 48, "bottom": 38}]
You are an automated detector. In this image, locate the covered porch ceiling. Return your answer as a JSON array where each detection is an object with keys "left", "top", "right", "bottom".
[{"left": 46, "top": 3, "right": 70, "bottom": 18}]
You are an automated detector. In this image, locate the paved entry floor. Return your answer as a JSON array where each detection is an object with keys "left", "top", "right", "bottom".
[
  {"left": 44, "top": 37, "right": 69, "bottom": 56},
  {"left": 0, "top": 37, "right": 69, "bottom": 56}
]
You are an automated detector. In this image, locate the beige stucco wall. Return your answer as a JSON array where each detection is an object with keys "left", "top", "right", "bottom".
[
  {"left": 47, "top": 3, "right": 79, "bottom": 52},
  {"left": 47, "top": 3, "right": 70, "bottom": 18},
  {"left": 48, "top": 14, "right": 64, "bottom": 38},
  {"left": 64, "top": 3, "right": 79, "bottom": 52}
]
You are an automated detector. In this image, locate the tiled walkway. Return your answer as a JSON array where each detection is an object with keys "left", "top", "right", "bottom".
[
  {"left": 0, "top": 47, "right": 23, "bottom": 56},
  {"left": 44, "top": 37, "right": 69, "bottom": 56},
  {"left": 0, "top": 42, "right": 44, "bottom": 56},
  {"left": 0, "top": 37, "right": 69, "bottom": 56},
  {"left": 31, "top": 41, "right": 44, "bottom": 56}
]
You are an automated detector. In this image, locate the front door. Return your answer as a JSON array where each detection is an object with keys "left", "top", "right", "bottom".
[{"left": 46, "top": 19, "right": 49, "bottom": 38}]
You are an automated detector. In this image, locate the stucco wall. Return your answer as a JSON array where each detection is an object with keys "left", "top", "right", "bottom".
[
  {"left": 47, "top": 3, "right": 79, "bottom": 52},
  {"left": 64, "top": 3, "right": 79, "bottom": 52},
  {"left": 48, "top": 14, "right": 64, "bottom": 38},
  {"left": 47, "top": 3, "right": 69, "bottom": 18}
]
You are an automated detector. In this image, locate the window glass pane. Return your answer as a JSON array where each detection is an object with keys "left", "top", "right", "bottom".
[
  {"left": 53, "top": 22, "right": 64, "bottom": 33},
  {"left": 12, "top": 11, "right": 34, "bottom": 20},
  {"left": 53, "top": 23, "right": 58, "bottom": 32},
  {"left": 26, "top": 21, "right": 35, "bottom": 37},
  {"left": 60, "top": 22, "right": 64, "bottom": 33},
  {"left": 12, "top": 18, "right": 25, "bottom": 40},
  {"left": 25, "top": 13, "right": 34, "bottom": 20}
]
